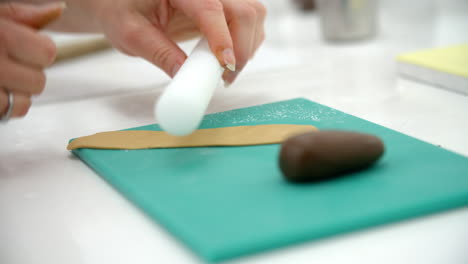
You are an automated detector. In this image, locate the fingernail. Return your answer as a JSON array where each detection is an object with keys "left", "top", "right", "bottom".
[
  {"left": 222, "top": 49, "right": 236, "bottom": 72},
  {"left": 171, "top": 63, "right": 182, "bottom": 77}
]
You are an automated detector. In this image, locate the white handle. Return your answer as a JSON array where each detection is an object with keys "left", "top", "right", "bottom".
[{"left": 155, "top": 38, "right": 224, "bottom": 136}]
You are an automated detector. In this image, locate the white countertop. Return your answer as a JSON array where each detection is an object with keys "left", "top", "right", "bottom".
[{"left": 1, "top": 0, "right": 468, "bottom": 263}]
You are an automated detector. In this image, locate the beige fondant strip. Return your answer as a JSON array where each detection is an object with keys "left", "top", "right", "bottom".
[{"left": 67, "top": 124, "right": 318, "bottom": 150}]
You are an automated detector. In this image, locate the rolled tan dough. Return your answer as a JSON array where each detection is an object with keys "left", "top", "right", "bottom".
[{"left": 67, "top": 124, "right": 318, "bottom": 150}]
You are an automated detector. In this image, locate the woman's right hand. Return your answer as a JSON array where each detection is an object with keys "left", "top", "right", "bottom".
[{"left": 0, "top": 2, "right": 64, "bottom": 121}]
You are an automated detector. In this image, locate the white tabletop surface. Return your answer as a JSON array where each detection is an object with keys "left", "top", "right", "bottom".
[{"left": 1, "top": 0, "right": 468, "bottom": 263}]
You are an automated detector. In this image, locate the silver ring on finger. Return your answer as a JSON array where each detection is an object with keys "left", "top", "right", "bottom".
[{"left": 1, "top": 90, "right": 14, "bottom": 123}]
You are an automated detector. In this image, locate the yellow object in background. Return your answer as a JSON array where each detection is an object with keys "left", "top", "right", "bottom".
[{"left": 397, "top": 44, "right": 468, "bottom": 95}]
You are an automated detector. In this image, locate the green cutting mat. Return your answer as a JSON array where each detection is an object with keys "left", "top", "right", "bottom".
[{"left": 72, "top": 98, "right": 468, "bottom": 262}]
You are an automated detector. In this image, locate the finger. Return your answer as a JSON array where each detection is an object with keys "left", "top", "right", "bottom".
[
  {"left": 253, "top": 30, "right": 265, "bottom": 58},
  {"left": 10, "top": 92, "right": 32, "bottom": 118},
  {"left": 170, "top": 0, "right": 235, "bottom": 70},
  {"left": 0, "top": 59, "right": 46, "bottom": 95},
  {"left": 222, "top": 0, "right": 258, "bottom": 84},
  {"left": 166, "top": 12, "right": 200, "bottom": 42},
  {"left": 0, "top": 90, "right": 31, "bottom": 118},
  {"left": 0, "top": 18, "right": 56, "bottom": 67},
  {"left": 0, "top": 89, "right": 8, "bottom": 117},
  {"left": 0, "top": 1, "right": 65, "bottom": 29},
  {"left": 249, "top": 0, "right": 267, "bottom": 57},
  {"left": 117, "top": 14, "right": 187, "bottom": 77}
]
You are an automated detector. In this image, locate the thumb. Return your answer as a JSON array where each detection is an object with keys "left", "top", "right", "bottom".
[{"left": 0, "top": 2, "right": 65, "bottom": 29}]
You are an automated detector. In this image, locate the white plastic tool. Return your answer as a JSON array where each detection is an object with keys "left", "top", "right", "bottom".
[{"left": 155, "top": 38, "right": 224, "bottom": 136}]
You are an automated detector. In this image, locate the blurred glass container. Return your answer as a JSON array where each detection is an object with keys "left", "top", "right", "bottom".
[
  {"left": 292, "top": 0, "right": 316, "bottom": 12},
  {"left": 317, "top": 0, "right": 378, "bottom": 42}
]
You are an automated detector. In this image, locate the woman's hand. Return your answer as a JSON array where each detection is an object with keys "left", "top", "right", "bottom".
[
  {"left": 86, "top": 0, "right": 266, "bottom": 83},
  {"left": 0, "top": 2, "right": 63, "bottom": 120}
]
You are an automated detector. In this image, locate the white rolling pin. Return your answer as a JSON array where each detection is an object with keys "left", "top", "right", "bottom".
[{"left": 155, "top": 38, "right": 224, "bottom": 136}]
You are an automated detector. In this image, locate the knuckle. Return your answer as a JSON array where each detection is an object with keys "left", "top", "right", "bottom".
[
  {"left": 235, "top": 4, "right": 257, "bottom": 21},
  {"left": 253, "top": 1, "right": 267, "bottom": 18},
  {"left": 5, "top": 2, "right": 19, "bottom": 17},
  {"left": 151, "top": 45, "right": 174, "bottom": 70},
  {"left": 200, "top": 0, "right": 224, "bottom": 13},
  {"left": 120, "top": 22, "right": 143, "bottom": 44}
]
